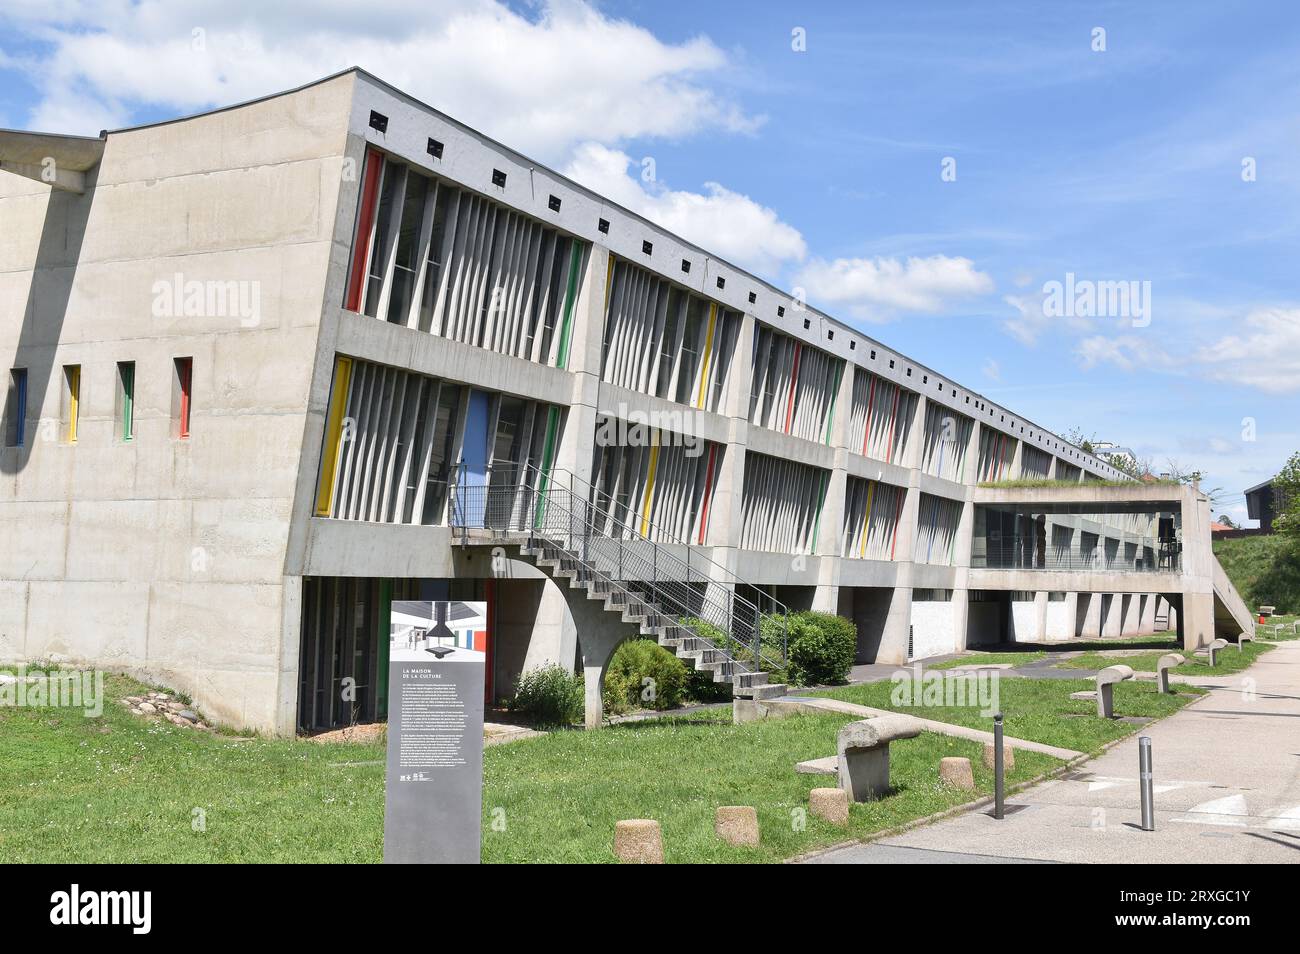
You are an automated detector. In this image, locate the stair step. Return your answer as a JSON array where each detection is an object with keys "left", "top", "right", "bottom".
[
  {"left": 734, "top": 671, "right": 768, "bottom": 689},
  {"left": 736, "top": 682, "right": 785, "bottom": 701}
]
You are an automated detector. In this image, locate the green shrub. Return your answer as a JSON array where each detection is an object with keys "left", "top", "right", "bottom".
[
  {"left": 509, "top": 664, "right": 584, "bottom": 728},
  {"left": 602, "top": 639, "right": 688, "bottom": 714},
  {"left": 766, "top": 611, "right": 856, "bottom": 686}
]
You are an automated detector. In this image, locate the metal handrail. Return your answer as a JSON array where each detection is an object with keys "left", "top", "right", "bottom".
[
  {"left": 541, "top": 462, "right": 793, "bottom": 620},
  {"left": 449, "top": 461, "right": 789, "bottom": 672},
  {"left": 973, "top": 544, "right": 1180, "bottom": 573}
]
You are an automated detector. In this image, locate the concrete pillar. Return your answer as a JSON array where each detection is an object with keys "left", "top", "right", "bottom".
[
  {"left": 950, "top": 588, "right": 970, "bottom": 651},
  {"left": 811, "top": 363, "right": 856, "bottom": 613},
  {"left": 1080, "top": 593, "right": 1103, "bottom": 638},
  {"left": 1033, "top": 590, "right": 1049, "bottom": 641},
  {"left": 1140, "top": 593, "right": 1157, "bottom": 634},
  {"left": 1062, "top": 592, "right": 1079, "bottom": 638},
  {"left": 1121, "top": 593, "right": 1142, "bottom": 636},
  {"left": 553, "top": 244, "right": 609, "bottom": 486},
  {"left": 1103, "top": 593, "right": 1123, "bottom": 637}
]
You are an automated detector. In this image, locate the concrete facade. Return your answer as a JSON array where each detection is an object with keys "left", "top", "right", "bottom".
[{"left": 1, "top": 69, "right": 1252, "bottom": 733}]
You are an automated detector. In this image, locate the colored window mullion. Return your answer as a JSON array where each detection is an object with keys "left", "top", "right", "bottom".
[
  {"left": 890, "top": 486, "right": 906, "bottom": 560},
  {"left": 640, "top": 443, "right": 661, "bottom": 537},
  {"left": 532, "top": 405, "right": 560, "bottom": 528},
  {"left": 822, "top": 362, "right": 842, "bottom": 445},
  {"left": 861, "top": 375, "right": 876, "bottom": 456},
  {"left": 809, "top": 469, "right": 827, "bottom": 553},
  {"left": 696, "top": 443, "right": 717, "bottom": 544},
  {"left": 554, "top": 241, "right": 584, "bottom": 369},
  {"left": 344, "top": 149, "right": 385, "bottom": 313},
  {"left": 694, "top": 303, "right": 718, "bottom": 409},
  {"left": 176, "top": 357, "right": 193, "bottom": 438},
  {"left": 119, "top": 362, "right": 135, "bottom": 441},
  {"left": 783, "top": 342, "right": 801, "bottom": 434},
  {"left": 884, "top": 385, "right": 900, "bottom": 463},
  {"left": 314, "top": 356, "right": 353, "bottom": 515},
  {"left": 858, "top": 480, "right": 876, "bottom": 558},
  {"left": 65, "top": 365, "right": 80, "bottom": 442},
  {"left": 9, "top": 369, "right": 28, "bottom": 447}
]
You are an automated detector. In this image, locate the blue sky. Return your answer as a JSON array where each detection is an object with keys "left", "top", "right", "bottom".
[{"left": 2, "top": 0, "right": 1297, "bottom": 521}]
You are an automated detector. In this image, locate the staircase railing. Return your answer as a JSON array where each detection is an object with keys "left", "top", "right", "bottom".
[{"left": 449, "top": 460, "right": 789, "bottom": 673}]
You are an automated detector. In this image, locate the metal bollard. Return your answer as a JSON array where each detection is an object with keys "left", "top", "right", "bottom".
[
  {"left": 1139, "top": 736, "right": 1155, "bottom": 831},
  {"left": 993, "top": 712, "right": 1005, "bottom": 820}
]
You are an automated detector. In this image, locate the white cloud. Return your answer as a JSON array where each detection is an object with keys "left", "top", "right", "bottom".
[
  {"left": 564, "top": 141, "right": 807, "bottom": 276},
  {"left": 1076, "top": 306, "right": 1300, "bottom": 394},
  {"left": 3, "top": 0, "right": 761, "bottom": 159},
  {"left": 1191, "top": 307, "right": 1300, "bottom": 395},
  {"left": 793, "top": 254, "right": 994, "bottom": 320},
  {"left": 982, "top": 357, "right": 1001, "bottom": 381}
]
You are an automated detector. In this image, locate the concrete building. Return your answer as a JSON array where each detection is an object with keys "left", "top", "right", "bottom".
[
  {"left": 1245, "top": 475, "right": 1291, "bottom": 533},
  {"left": 0, "top": 69, "right": 1253, "bottom": 734}
]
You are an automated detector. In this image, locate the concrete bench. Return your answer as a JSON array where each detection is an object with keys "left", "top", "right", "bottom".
[
  {"left": 1094, "top": 665, "right": 1134, "bottom": 718},
  {"left": 1259, "top": 605, "right": 1276, "bottom": 617},
  {"left": 1238, "top": 632, "right": 1254, "bottom": 650},
  {"left": 1207, "top": 637, "right": 1228, "bottom": 666},
  {"left": 1156, "top": 653, "right": 1185, "bottom": 694},
  {"left": 837, "top": 714, "right": 923, "bottom": 802}
]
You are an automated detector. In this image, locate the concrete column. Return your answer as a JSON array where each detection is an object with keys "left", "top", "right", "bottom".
[
  {"left": 1034, "top": 589, "right": 1049, "bottom": 641},
  {"left": 554, "top": 244, "right": 609, "bottom": 486},
  {"left": 1140, "top": 593, "right": 1157, "bottom": 634},
  {"left": 1103, "top": 593, "right": 1123, "bottom": 637},
  {"left": 1080, "top": 593, "right": 1103, "bottom": 638},
  {"left": 964, "top": 420, "right": 982, "bottom": 487},
  {"left": 950, "top": 588, "right": 970, "bottom": 651},
  {"left": 1010, "top": 437, "right": 1024, "bottom": 480},
  {"left": 1062, "top": 592, "right": 1079, "bottom": 638},
  {"left": 1121, "top": 593, "right": 1142, "bottom": 636}
]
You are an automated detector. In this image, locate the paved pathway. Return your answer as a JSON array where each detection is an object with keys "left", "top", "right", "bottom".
[{"left": 805, "top": 638, "right": 1300, "bottom": 863}]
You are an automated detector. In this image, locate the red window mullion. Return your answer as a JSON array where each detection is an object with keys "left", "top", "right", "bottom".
[
  {"left": 344, "top": 149, "right": 385, "bottom": 313},
  {"left": 178, "top": 357, "right": 192, "bottom": 438}
]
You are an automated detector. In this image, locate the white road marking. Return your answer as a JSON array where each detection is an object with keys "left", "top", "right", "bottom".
[{"left": 1171, "top": 794, "right": 1249, "bottom": 827}]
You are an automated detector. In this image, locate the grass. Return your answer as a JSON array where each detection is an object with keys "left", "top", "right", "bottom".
[
  {"left": 810, "top": 676, "right": 1203, "bottom": 754},
  {"left": 1214, "top": 534, "right": 1300, "bottom": 615},
  {"left": 929, "top": 652, "right": 1046, "bottom": 669},
  {"left": 0, "top": 673, "right": 1061, "bottom": 864},
  {"left": 1056, "top": 639, "right": 1274, "bottom": 676}
]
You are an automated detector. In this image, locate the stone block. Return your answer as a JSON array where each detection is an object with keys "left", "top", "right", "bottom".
[
  {"left": 809, "top": 787, "right": 849, "bottom": 826},
  {"left": 939, "top": 757, "right": 975, "bottom": 790},
  {"left": 714, "top": 806, "right": 759, "bottom": 847},
  {"left": 613, "top": 819, "right": 663, "bottom": 864}
]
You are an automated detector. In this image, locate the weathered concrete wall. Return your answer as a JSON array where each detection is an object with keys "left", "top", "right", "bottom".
[{"left": 0, "top": 75, "right": 356, "bottom": 730}]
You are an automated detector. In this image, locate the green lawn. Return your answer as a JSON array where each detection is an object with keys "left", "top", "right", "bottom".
[
  {"left": 929, "top": 652, "right": 1046, "bottom": 669},
  {"left": 811, "top": 676, "right": 1203, "bottom": 754},
  {"left": 0, "top": 673, "right": 1061, "bottom": 864},
  {"left": 1056, "top": 639, "right": 1274, "bottom": 676}
]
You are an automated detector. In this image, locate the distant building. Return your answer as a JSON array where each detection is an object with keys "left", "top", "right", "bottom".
[{"left": 1245, "top": 477, "right": 1291, "bottom": 532}]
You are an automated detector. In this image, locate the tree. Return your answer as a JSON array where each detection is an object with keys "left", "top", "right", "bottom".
[
  {"left": 1217, "top": 514, "right": 1238, "bottom": 529},
  {"left": 1274, "top": 451, "right": 1300, "bottom": 535},
  {"left": 1162, "top": 459, "right": 1225, "bottom": 506},
  {"left": 1066, "top": 427, "right": 1097, "bottom": 456}
]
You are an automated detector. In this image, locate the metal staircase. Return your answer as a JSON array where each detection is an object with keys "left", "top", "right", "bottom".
[{"left": 448, "top": 460, "right": 790, "bottom": 703}]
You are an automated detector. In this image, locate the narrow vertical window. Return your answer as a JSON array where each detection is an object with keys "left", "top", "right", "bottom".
[
  {"left": 344, "top": 148, "right": 385, "bottom": 313},
  {"left": 63, "top": 365, "right": 81, "bottom": 443},
  {"left": 315, "top": 356, "right": 353, "bottom": 516},
  {"left": 117, "top": 361, "right": 135, "bottom": 442},
  {"left": 4, "top": 368, "right": 27, "bottom": 447},
  {"left": 174, "top": 357, "right": 192, "bottom": 438}
]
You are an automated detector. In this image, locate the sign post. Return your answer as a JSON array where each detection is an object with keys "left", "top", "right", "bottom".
[{"left": 383, "top": 601, "right": 487, "bottom": 864}]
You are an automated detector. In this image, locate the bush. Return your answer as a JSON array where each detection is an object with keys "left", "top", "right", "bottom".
[
  {"left": 768, "top": 611, "right": 856, "bottom": 686},
  {"left": 603, "top": 639, "right": 689, "bottom": 714},
  {"left": 509, "top": 664, "right": 584, "bottom": 728}
]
